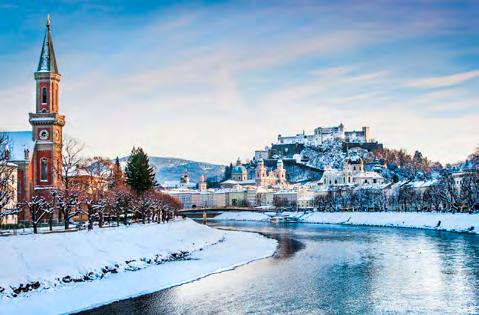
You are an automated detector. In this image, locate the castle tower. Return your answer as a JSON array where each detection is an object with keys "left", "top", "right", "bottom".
[{"left": 29, "top": 15, "right": 65, "bottom": 190}]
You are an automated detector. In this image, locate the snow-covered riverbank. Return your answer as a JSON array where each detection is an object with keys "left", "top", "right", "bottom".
[
  {"left": 0, "top": 219, "right": 277, "bottom": 315},
  {"left": 212, "top": 211, "right": 479, "bottom": 234}
]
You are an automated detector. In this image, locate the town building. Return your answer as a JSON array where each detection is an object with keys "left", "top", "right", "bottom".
[
  {"left": 320, "top": 157, "right": 385, "bottom": 187},
  {"left": 297, "top": 190, "right": 315, "bottom": 210},
  {"left": 0, "top": 162, "right": 19, "bottom": 225},
  {"left": 273, "top": 190, "right": 298, "bottom": 209}
]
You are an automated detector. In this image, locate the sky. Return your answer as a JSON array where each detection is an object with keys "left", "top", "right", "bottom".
[{"left": 0, "top": 0, "right": 478, "bottom": 165}]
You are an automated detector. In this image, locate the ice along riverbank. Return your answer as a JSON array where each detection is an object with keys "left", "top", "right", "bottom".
[
  {"left": 211, "top": 211, "right": 479, "bottom": 234},
  {"left": 0, "top": 219, "right": 277, "bottom": 315}
]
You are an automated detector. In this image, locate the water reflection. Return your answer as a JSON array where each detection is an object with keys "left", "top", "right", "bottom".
[
  {"left": 81, "top": 222, "right": 479, "bottom": 315},
  {"left": 213, "top": 224, "right": 305, "bottom": 259}
]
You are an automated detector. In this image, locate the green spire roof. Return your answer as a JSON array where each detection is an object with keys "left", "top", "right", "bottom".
[{"left": 37, "top": 15, "right": 59, "bottom": 74}]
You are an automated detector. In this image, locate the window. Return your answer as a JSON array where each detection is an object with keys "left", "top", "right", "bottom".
[
  {"left": 40, "top": 158, "right": 48, "bottom": 182},
  {"left": 42, "top": 87, "right": 47, "bottom": 104}
]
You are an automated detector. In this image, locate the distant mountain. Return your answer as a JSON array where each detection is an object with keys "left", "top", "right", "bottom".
[{"left": 120, "top": 156, "right": 225, "bottom": 184}]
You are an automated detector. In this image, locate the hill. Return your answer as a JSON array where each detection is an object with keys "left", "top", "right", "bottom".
[{"left": 120, "top": 156, "right": 225, "bottom": 184}]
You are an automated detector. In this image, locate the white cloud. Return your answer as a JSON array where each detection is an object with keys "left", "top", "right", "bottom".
[{"left": 406, "top": 70, "right": 479, "bottom": 89}]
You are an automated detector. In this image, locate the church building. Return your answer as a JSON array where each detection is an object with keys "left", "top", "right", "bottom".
[
  {"left": 3, "top": 16, "right": 65, "bottom": 203},
  {"left": 255, "top": 159, "right": 287, "bottom": 188}
]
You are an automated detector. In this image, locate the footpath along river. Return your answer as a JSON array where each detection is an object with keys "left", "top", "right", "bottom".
[{"left": 82, "top": 221, "right": 479, "bottom": 314}]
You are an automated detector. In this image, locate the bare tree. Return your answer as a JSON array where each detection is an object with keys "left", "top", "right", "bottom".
[
  {"left": 460, "top": 173, "right": 478, "bottom": 212},
  {"left": 0, "top": 133, "right": 18, "bottom": 223},
  {"left": 20, "top": 196, "right": 53, "bottom": 234},
  {"left": 77, "top": 157, "right": 114, "bottom": 198},
  {"left": 60, "top": 135, "right": 84, "bottom": 190},
  {"left": 438, "top": 172, "right": 460, "bottom": 213},
  {"left": 53, "top": 190, "right": 81, "bottom": 230},
  {"left": 83, "top": 198, "right": 105, "bottom": 230}
]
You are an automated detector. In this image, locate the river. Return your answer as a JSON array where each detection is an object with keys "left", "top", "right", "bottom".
[{"left": 81, "top": 221, "right": 479, "bottom": 314}]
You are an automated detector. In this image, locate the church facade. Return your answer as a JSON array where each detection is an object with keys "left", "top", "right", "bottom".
[
  {"left": 3, "top": 16, "right": 64, "bottom": 204},
  {"left": 255, "top": 159, "right": 287, "bottom": 187}
]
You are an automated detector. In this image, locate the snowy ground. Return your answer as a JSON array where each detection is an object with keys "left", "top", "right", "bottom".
[
  {"left": 0, "top": 219, "right": 277, "bottom": 315},
  {"left": 212, "top": 211, "right": 479, "bottom": 234}
]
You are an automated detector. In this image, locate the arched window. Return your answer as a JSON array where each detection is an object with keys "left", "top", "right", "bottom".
[
  {"left": 42, "top": 87, "right": 47, "bottom": 104},
  {"left": 40, "top": 158, "right": 48, "bottom": 182}
]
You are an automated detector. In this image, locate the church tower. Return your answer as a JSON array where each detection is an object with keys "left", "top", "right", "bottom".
[
  {"left": 276, "top": 160, "right": 287, "bottom": 186},
  {"left": 29, "top": 15, "right": 65, "bottom": 190},
  {"left": 255, "top": 159, "right": 267, "bottom": 186}
]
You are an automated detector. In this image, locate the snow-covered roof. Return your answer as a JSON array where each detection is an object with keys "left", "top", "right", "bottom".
[
  {"left": 162, "top": 181, "right": 196, "bottom": 189},
  {"left": 0, "top": 161, "right": 18, "bottom": 168},
  {"left": 355, "top": 171, "right": 383, "bottom": 179},
  {"left": 2, "top": 131, "right": 35, "bottom": 162},
  {"left": 273, "top": 190, "right": 298, "bottom": 195},
  {"left": 407, "top": 179, "right": 439, "bottom": 188},
  {"left": 354, "top": 183, "right": 391, "bottom": 191},
  {"left": 221, "top": 179, "right": 255, "bottom": 185}
]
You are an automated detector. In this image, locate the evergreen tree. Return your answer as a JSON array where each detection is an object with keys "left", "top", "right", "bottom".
[
  {"left": 111, "top": 156, "right": 124, "bottom": 188},
  {"left": 224, "top": 164, "right": 230, "bottom": 180},
  {"left": 125, "top": 147, "right": 157, "bottom": 195},
  {"left": 224, "top": 162, "right": 233, "bottom": 180}
]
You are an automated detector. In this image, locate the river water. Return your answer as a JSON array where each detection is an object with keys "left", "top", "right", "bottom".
[{"left": 82, "top": 221, "right": 479, "bottom": 314}]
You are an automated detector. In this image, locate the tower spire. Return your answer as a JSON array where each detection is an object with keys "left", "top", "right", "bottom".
[{"left": 37, "top": 14, "right": 58, "bottom": 74}]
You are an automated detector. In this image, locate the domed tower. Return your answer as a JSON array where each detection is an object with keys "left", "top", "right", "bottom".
[{"left": 231, "top": 158, "right": 248, "bottom": 181}]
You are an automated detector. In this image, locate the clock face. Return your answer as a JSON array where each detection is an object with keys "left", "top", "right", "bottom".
[{"left": 39, "top": 129, "right": 49, "bottom": 140}]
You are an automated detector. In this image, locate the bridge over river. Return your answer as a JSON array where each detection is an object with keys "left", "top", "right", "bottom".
[{"left": 179, "top": 208, "right": 269, "bottom": 219}]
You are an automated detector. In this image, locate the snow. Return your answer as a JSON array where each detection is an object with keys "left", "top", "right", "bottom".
[
  {"left": 0, "top": 220, "right": 219, "bottom": 295},
  {"left": 0, "top": 219, "right": 277, "bottom": 308},
  {"left": 0, "top": 226, "right": 277, "bottom": 315},
  {"left": 301, "top": 212, "right": 479, "bottom": 233},
  {"left": 211, "top": 211, "right": 479, "bottom": 234}
]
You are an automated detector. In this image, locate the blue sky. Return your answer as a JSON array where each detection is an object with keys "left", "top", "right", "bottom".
[{"left": 0, "top": 0, "right": 478, "bottom": 164}]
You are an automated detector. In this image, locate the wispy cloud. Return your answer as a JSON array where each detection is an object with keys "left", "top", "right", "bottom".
[{"left": 406, "top": 70, "right": 479, "bottom": 89}]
